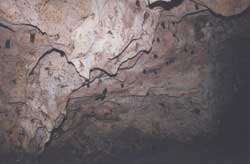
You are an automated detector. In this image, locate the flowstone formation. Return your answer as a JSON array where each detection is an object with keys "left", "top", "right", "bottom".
[{"left": 0, "top": 0, "right": 249, "bottom": 154}]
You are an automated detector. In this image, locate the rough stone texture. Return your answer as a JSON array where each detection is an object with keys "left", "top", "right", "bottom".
[
  {"left": 0, "top": 0, "right": 160, "bottom": 79},
  {"left": 68, "top": 0, "right": 160, "bottom": 78},
  {"left": 192, "top": 0, "right": 250, "bottom": 16},
  {"left": 0, "top": 0, "right": 249, "bottom": 154},
  {"left": 147, "top": 0, "right": 250, "bottom": 16},
  {"left": 49, "top": 1, "right": 250, "bottom": 158},
  {"left": 0, "top": 0, "right": 161, "bottom": 153},
  {"left": 0, "top": 21, "right": 84, "bottom": 153}
]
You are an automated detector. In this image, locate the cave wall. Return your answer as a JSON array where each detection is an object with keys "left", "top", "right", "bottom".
[
  {"left": 0, "top": 0, "right": 249, "bottom": 154},
  {"left": 52, "top": 3, "right": 250, "bottom": 155}
]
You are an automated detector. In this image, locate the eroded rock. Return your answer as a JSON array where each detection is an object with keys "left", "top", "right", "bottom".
[
  {"left": 51, "top": 1, "right": 250, "bottom": 157},
  {"left": 0, "top": 0, "right": 162, "bottom": 153},
  {"left": 0, "top": 21, "right": 84, "bottom": 153},
  {"left": 192, "top": 0, "right": 250, "bottom": 16},
  {"left": 0, "top": 0, "right": 249, "bottom": 154}
]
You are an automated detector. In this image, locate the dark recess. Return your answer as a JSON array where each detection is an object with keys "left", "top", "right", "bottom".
[{"left": 148, "top": 0, "right": 184, "bottom": 10}]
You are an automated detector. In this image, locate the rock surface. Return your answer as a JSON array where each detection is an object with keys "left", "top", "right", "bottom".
[
  {"left": 0, "top": 0, "right": 249, "bottom": 154},
  {"left": 147, "top": 0, "right": 250, "bottom": 16},
  {"left": 0, "top": 0, "right": 162, "bottom": 153},
  {"left": 56, "top": 3, "right": 249, "bottom": 154},
  {"left": 192, "top": 0, "right": 250, "bottom": 16},
  {"left": 0, "top": 20, "right": 84, "bottom": 153}
]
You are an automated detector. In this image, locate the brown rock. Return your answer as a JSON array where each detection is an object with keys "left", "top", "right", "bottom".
[{"left": 193, "top": 0, "right": 250, "bottom": 16}]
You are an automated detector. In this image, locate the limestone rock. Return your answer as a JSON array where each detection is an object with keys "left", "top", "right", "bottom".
[
  {"left": 148, "top": 0, "right": 250, "bottom": 16},
  {"left": 0, "top": 20, "right": 84, "bottom": 153},
  {"left": 192, "top": 0, "right": 250, "bottom": 16},
  {"left": 0, "top": 0, "right": 162, "bottom": 153},
  {"left": 0, "top": 0, "right": 249, "bottom": 154}
]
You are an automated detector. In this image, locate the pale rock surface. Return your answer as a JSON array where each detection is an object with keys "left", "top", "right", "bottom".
[{"left": 0, "top": 0, "right": 161, "bottom": 153}]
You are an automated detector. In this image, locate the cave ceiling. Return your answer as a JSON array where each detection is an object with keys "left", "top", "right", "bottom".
[{"left": 0, "top": 0, "right": 249, "bottom": 154}]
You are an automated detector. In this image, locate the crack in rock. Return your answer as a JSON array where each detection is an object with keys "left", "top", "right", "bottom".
[{"left": 0, "top": 0, "right": 162, "bottom": 154}]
